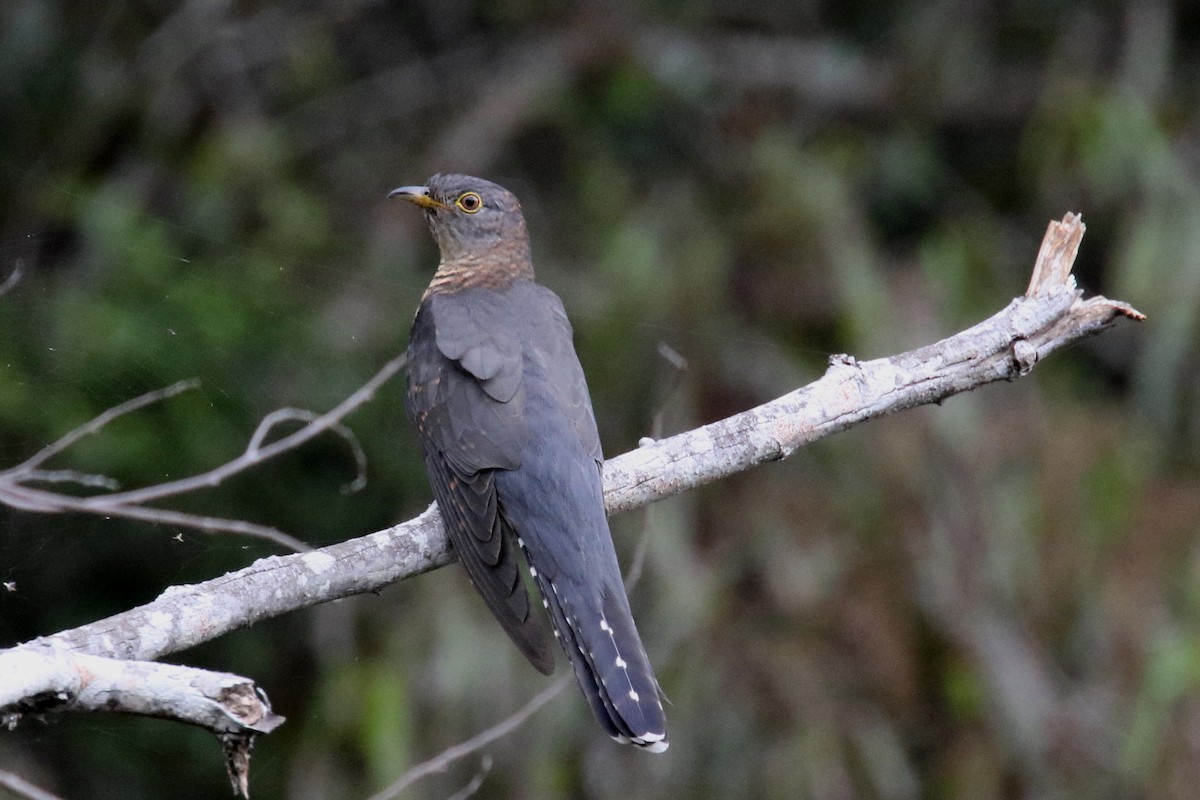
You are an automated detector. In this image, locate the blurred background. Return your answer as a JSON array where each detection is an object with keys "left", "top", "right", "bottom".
[{"left": 0, "top": 1, "right": 1195, "bottom": 798}]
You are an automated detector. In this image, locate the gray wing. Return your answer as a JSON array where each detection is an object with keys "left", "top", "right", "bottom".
[
  {"left": 405, "top": 290, "right": 553, "bottom": 674},
  {"left": 521, "top": 284, "right": 602, "bottom": 465}
]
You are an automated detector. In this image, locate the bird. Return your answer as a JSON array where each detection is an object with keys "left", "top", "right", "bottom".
[{"left": 391, "top": 173, "right": 667, "bottom": 752}]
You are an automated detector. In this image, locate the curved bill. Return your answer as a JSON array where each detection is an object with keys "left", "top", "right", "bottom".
[{"left": 388, "top": 185, "right": 445, "bottom": 210}]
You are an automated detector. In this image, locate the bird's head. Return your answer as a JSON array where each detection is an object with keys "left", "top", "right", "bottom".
[{"left": 389, "top": 174, "right": 530, "bottom": 266}]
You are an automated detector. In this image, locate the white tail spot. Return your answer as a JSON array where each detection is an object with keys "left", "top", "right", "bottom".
[
  {"left": 629, "top": 690, "right": 640, "bottom": 702},
  {"left": 640, "top": 739, "right": 669, "bottom": 754}
]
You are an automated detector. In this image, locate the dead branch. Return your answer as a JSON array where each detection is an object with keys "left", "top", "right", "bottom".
[
  {"left": 0, "top": 770, "right": 64, "bottom": 800},
  {"left": 602, "top": 213, "right": 1143, "bottom": 514},
  {"left": 0, "top": 647, "right": 283, "bottom": 734},
  {"left": 5, "top": 379, "right": 200, "bottom": 476},
  {"left": 0, "top": 354, "right": 406, "bottom": 551},
  {"left": 20, "top": 214, "right": 1141, "bottom": 664},
  {"left": 368, "top": 676, "right": 569, "bottom": 800},
  {"left": 0, "top": 646, "right": 283, "bottom": 798},
  {"left": 0, "top": 260, "right": 23, "bottom": 299}
]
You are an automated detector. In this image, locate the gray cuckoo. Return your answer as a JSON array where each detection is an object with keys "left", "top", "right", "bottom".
[{"left": 391, "top": 174, "right": 668, "bottom": 751}]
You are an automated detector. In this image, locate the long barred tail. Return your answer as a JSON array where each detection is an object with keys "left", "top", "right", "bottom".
[{"left": 534, "top": 572, "right": 668, "bottom": 752}]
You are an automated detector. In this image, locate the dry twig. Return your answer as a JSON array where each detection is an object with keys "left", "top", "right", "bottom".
[
  {"left": 0, "top": 260, "right": 24, "bottom": 299},
  {"left": 0, "top": 770, "right": 64, "bottom": 800},
  {"left": 0, "top": 354, "right": 407, "bottom": 551},
  {"left": 368, "top": 677, "right": 569, "bottom": 800}
]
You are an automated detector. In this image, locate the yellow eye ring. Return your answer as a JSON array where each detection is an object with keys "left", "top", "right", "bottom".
[{"left": 455, "top": 192, "right": 483, "bottom": 213}]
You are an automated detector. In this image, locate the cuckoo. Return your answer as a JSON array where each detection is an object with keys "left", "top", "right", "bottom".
[{"left": 391, "top": 174, "right": 668, "bottom": 751}]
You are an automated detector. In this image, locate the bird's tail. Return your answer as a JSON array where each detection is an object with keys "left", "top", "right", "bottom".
[{"left": 537, "top": 576, "right": 668, "bottom": 752}]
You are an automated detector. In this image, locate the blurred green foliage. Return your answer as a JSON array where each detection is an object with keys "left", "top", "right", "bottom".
[{"left": 1, "top": 1, "right": 1197, "bottom": 798}]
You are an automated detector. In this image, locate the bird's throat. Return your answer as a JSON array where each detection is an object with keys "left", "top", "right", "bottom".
[{"left": 426, "top": 255, "right": 535, "bottom": 296}]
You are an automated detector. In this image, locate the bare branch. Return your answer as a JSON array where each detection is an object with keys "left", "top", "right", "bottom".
[
  {"left": 248, "top": 408, "right": 368, "bottom": 493},
  {"left": 0, "top": 646, "right": 284, "bottom": 734},
  {"left": 442, "top": 758, "right": 492, "bottom": 800},
  {"left": 29, "top": 505, "right": 449, "bottom": 659},
  {"left": 0, "top": 260, "right": 23, "bottom": 299},
  {"left": 17, "top": 215, "right": 1143, "bottom": 669},
  {"left": 1, "top": 647, "right": 282, "bottom": 798},
  {"left": 0, "top": 648, "right": 280, "bottom": 737},
  {"left": 0, "top": 214, "right": 1142, "bottom": 795},
  {"left": 0, "top": 481, "right": 310, "bottom": 552},
  {"left": 0, "top": 353, "right": 405, "bottom": 549},
  {"left": 600, "top": 213, "right": 1142, "bottom": 515},
  {"left": 3, "top": 378, "right": 201, "bottom": 478},
  {"left": 220, "top": 732, "right": 257, "bottom": 799},
  {"left": 1026, "top": 213, "right": 1086, "bottom": 296},
  {"left": 0, "top": 771, "right": 64, "bottom": 800},
  {"left": 368, "top": 676, "right": 570, "bottom": 800},
  {"left": 75, "top": 352, "right": 405, "bottom": 508},
  {"left": 19, "top": 469, "right": 122, "bottom": 490}
]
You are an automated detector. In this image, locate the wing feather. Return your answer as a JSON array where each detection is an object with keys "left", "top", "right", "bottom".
[{"left": 406, "top": 293, "right": 552, "bottom": 674}]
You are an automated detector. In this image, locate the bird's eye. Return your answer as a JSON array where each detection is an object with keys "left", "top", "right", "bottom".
[{"left": 455, "top": 192, "right": 483, "bottom": 213}]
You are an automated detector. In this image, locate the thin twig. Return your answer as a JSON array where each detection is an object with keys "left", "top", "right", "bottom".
[
  {"left": 248, "top": 408, "right": 368, "bottom": 493},
  {"left": 368, "top": 675, "right": 571, "bottom": 800},
  {"left": 84, "top": 504, "right": 311, "bottom": 552},
  {"left": 3, "top": 378, "right": 201, "bottom": 478},
  {"left": 0, "top": 354, "right": 405, "bottom": 549},
  {"left": 442, "top": 757, "right": 492, "bottom": 800},
  {"left": 626, "top": 341, "right": 689, "bottom": 589},
  {"left": 0, "top": 481, "right": 310, "bottom": 552},
  {"left": 248, "top": 408, "right": 310, "bottom": 452},
  {"left": 0, "top": 260, "right": 24, "bottom": 299},
  {"left": 0, "top": 770, "right": 65, "bottom": 800},
  {"left": 77, "top": 353, "right": 405, "bottom": 508},
  {"left": 21, "top": 469, "right": 121, "bottom": 491}
]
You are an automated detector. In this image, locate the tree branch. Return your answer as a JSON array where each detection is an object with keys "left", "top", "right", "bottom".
[
  {"left": 4, "top": 379, "right": 201, "bottom": 477},
  {"left": 0, "top": 648, "right": 283, "bottom": 734},
  {"left": 602, "top": 214, "right": 1142, "bottom": 514},
  {"left": 16, "top": 214, "right": 1142, "bottom": 665},
  {"left": 0, "top": 770, "right": 64, "bottom": 800},
  {"left": 367, "top": 676, "right": 569, "bottom": 800},
  {"left": 0, "top": 354, "right": 407, "bottom": 551},
  {"left": 0, "top": 646, "right": 283, "bottom": 797},
  {"left": 0, "top": 260, "right": 23, "bottom": 299}
]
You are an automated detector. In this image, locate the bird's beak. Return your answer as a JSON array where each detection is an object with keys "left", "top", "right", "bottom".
[{"left": 388, "top": 185, "right": 446, "bottom": 210}]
